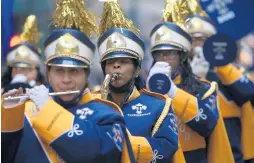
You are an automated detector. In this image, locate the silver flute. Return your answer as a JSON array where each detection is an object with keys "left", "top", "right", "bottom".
[{"left": 3, "top": 90, "right": 81, "bottom": 101}]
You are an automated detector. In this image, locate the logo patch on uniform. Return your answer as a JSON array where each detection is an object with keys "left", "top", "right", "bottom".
[
  {"left": 168, "top": 113, "right": 178, "bottom": 135},
  {"left": 151, "top": 149, "right": 163, "bottom": 163},
  {"left": 67, "top": 123, "right": 83, "bottom": 137},
  {"left": 195, "top": 108, "right": 208, "bottom": 122},
  {"left": 76, "top": 107, "right": 94, "bottom": 120},
  {"left": 240, "top": 75, "right": 249, "bottom": 84},
  {"left": 107, "top": 124, "right": 124, "bottom": 151},
  {"left": 206, "top": 95, "right": 217, "bottom": 110},
  {"left": 127, "top": 103, "right": 151, "bottom": 117}
]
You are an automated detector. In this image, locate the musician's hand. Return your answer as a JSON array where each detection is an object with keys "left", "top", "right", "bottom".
[
  {"left": 190, "top": 47, "right": 210, "bottom": 79},
  {"left": 2, "top": 87, "right": 29, "bottom": 108},
  {"left": 10, "top": 74, "right": 28, "bottom": 84},
  {"left": 148, "top": 62, "right": 171, "bottom": 80},
  {"left": 147, "top": 62, "right": 177, "bottom": 98},
  {"left": 27, "top": 85, "right": 50, "bottom": 110}
]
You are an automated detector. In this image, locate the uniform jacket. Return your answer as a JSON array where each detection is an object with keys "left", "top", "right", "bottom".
[
  {"left": 2, "top": 90, "right": 126, "bottom": 163},
  {"left": 93, "top": 88, "right": 179, "bottom": 163},
  {"left": 214, "top": 64, "right": 254, "bottom": 160},
  {"left": 170, "top": 75, "right": 234, "bottom": 163}
]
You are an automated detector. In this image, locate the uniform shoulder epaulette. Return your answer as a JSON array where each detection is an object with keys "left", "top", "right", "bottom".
[
  {"left": 201, "top": 81, "right": 217, "bottom": 100},
  {"left": 94, "top": 98, "right": 123, "bottom": 115},
  {"left": 142, "top": 88, "right": 173, "bottom": 136},
  {"left": 92, "top": 89, "right": 100, "bottom": 94},
  {"left": 91, "top": 90, "right": 101, "bottom": 98},
  {"left": 140, "top": 88, "right": 167, "bottom": 101},
  {"left": 200, "top": 78, "right": 211, "bottom": 84}
]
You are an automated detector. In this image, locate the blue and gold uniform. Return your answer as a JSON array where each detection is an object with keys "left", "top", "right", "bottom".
[
  {"left": 213, "top": 64, "right": 254, "bottom": 161},
  {"left": 171, "top": 75, "right": 233, "bottom": 163},
  {"left": 185, "top": 8, "right": 254, "bottom": 162},
  {"left": 95, "top": 1, "right": 181, "bottom": 162},
  {"left": 2, "top": 0, "right": 128, "bottom": 162},
  {"left": 93, "top": 88, "right": 180, "bottom": 163},
  {"left": 2, "top": 91, "right": 126, "bottom": 163},
  {"left": 148, "top": 1, "right": 234, "bottom": 162}
]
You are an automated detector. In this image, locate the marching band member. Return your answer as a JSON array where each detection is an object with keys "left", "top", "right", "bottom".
[
  {"left": 92, "top": 1, "right": 181, "bottom": 162},
  {"left": 185, "top": 5, "right": 254, "bottom": 162},
  {"left": 147, "top": 0, "right": 234, "bottom": 162},
  {"left": 1, "top": 0, "right": 128, "bottom": 162},
  {"left": 1, "top": 15, "right": 44, "bottom": 94},
  {"left": 214, "top": 64, "right": 254, "bottom": 163}
]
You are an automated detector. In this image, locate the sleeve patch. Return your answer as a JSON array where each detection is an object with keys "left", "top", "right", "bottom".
[{"left": 107, "top": 124, "right": 124, "bottom": 151}]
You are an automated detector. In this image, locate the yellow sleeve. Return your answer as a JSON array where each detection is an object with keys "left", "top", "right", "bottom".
[
  {"left": 241, "top": 101, "right": 254, "bottom": 160},
  {"left": 32, "top": 99, "right": 74, "bottom": 144},
  {"left": 172, "top": 141, "right": 186, "bottom": 163},
  {"left": 124, "top": 135, "right": 153, "bottom": 163},
  {"left": 207, "top": 103, "right": 234, "bottom": 163},
  {"left": 122, "top": 132, "right": 186, "bottom": 163},
  {"left": 172, "top": 88, "right": 198, "bottom": 123},
  {"left": 214, "top": 64, "right": 242, "bottom": 85},
  {"left": 1, "top": 100, "right": 25, "bottom": 132},
  {"left": 121, "top": 129, "right": 153, "bottom": 163}
]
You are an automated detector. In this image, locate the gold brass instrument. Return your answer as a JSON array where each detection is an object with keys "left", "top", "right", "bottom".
[
  {"left": 3, "top": 90, "right": 80, "bottom": 101},
  {"left": 101, "top": 73, "right": 120, "bottom": 99}
]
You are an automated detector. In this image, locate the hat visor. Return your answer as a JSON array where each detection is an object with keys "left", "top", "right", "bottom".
[
  {"left": 191, "top": 32, "right": 208, "bottom": 38},
  {"left": 11, "top": 62, "right": 34, "bottom": 68},
  {"left": 101, "top": 51, "right": 139, "bottom": 62},
  {"left": 47, "top": 57, "right": 88, "bottom": 68},
  {"left": 151, "top": 44, "right": 182, "bottom": 53}
]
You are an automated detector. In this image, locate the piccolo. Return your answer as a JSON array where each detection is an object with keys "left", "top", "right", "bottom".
[{"left": 3, "top": 90, "right": 80, "bottom": 101}]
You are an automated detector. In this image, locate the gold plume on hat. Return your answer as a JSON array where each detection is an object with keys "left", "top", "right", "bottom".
[
  {"left": 99, "top": 0, "right": 140, "bottom": 37},
  {"left": 20, "top": 15, "right": 42, "bottom": 49},
  {"left": 163, "top": 0, "right": 173, "bottom": 22},
  {"left": 186, "top": 0, "right": 207, "bottom": 17},
  {"left": 162, "top": 0, "right": 207, "bottom": 31},
  {"left": 53, "top": 0, "right": 98, "bottom": 38}
]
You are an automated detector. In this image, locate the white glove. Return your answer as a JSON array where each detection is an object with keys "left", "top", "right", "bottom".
[
  {"left": 29, "top": 80, "right": 36, "bottom": 87},
  {"left": 148, "top": 62, "right": 171, "bottom": 80},
  {"left": 2, "top": 88, "right": 29, "bottom": 108},
  {"left": 27, "top": 85, "right": 50, "bottom": 110},
  {"left": 11, "top": 74, "right": 28, "bottom": 84},
  {"left": 147, "top": 62, "right": 177, "bottom": 98},
  {"left": 190, "top": 47, "right": 210, "bottom": 78}
]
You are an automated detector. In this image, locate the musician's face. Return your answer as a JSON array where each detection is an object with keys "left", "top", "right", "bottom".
[
  {"left": 12, "top": 66, "right": 37, "bottom": 81},
  {"left": 190, "top": 37, "right": 206, "bottom": 58},
  {"left": 105, "top": 58, "right": 140, "bottom": 88},
  {"left": 48, "top": 66, "right": 87, "bottom": 101},
  {"left": 153, "top": 50, "right": 180, "bottom": 73}
]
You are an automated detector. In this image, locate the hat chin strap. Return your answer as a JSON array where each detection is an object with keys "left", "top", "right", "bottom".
[{"left": 109, "top": 75, "right": 135, "bottom": 94}]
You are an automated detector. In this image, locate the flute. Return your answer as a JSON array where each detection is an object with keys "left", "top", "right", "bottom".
[{"left": 3, "top": 90, "right": 81, "bottom": 101}]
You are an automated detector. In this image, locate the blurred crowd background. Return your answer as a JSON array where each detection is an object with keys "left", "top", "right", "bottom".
[{"left": 2, "top": 0, "right": 254, "bottom": 89}]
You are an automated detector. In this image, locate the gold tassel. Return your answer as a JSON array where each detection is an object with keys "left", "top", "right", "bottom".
[
  {"left": 152, "top": 98, "right": 172, "bottom": 136},
  {"left": 53, "top": 0, "right": 98, "bottom": 38},
  {"left": 163, "top": 0, "right": 207, "bottom": 31},
  {"left": 163, "top": 0, "right": 173, "bottom": 22},
  {"left": 186, "top": 0, "right": 207, "bottom": 17},
  {"left": 99, "top": 1, "right": 140, "bottom": 37},
  {"left": 171, "top": 0, "right": 191, "bottom": 31},
  {"left": 20, "top": 15, "right": 42, "bottom": 49}
]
